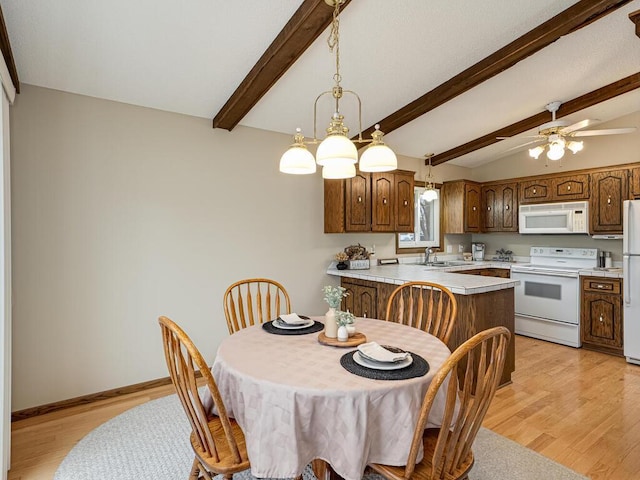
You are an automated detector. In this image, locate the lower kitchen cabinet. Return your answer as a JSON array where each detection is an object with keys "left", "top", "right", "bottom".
[
  {"left": 341, "top": 278, "right": 378, "bottom": 319},
  {"left": 581, "top": 276, "right": 623, "bottom": 356}
]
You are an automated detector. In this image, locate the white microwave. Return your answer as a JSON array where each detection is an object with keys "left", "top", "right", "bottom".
[{"left": 519, "top": 201, "right": 589, "bottom": 234}]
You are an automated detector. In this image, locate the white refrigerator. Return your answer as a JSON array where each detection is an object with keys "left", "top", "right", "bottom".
[{"left": 624, "top": 200, "right": 640, "bottom": 364}]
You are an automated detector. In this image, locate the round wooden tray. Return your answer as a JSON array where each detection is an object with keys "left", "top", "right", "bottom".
[{"left": 318, "top": 331, "right": 367, "bottom": 347}]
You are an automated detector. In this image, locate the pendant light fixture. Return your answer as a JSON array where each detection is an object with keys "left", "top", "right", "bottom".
[
  {"left": 421, "top": 154, "right": 438, "bottom": 202},
  {"left": 279, "top": 0, "right": 396, "bottom": 178}
]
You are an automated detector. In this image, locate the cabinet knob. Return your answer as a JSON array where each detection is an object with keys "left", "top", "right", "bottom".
[
  {"left": 363, "top": 312, "right": 368, "bottom": 318},
  {"left": 533, "top": 188, "right": 537, "bottom": 194},
  {"left": 599, "top": 314, "right": 604, "bottom": 322},
  {"left": 487, "top": 206, "right": 491, "bottom": 211},
  {"left": 505, "top": 204, "right": 510, "bottom": 210},
  {"left": 357, "top": 196, "right": 362, "bottom": 203},
  {"left": 596, "top": 284, "right": 604, "bottom": 289},
  {"left": 403, "top": 200, "right": 408, "bottom": 206},
  {"left": 607, "top": 196, "right": 611, "bottom": 205},
  {"left": 567, "top": 185, "right": 571, "bottom": 191},
  {"left": 472, "top": 206, "right": 477, "bottom": 211}
]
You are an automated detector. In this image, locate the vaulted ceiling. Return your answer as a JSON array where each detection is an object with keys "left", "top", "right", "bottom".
[{"left": 1, "top": 0, "right": 639, "bottom": 168}]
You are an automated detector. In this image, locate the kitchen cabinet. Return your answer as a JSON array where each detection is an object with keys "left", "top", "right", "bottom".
[
  {"left": 324, "top": 169, "right": 414, "bottom": 233},
  {"left": 519, "top": 174, "right": 589, "bottom": 204},
  {"left": 589, "top": 170, "right": 628, "bottom": 235},
  {"left": 631, "top": 167, "right": 640, "bottom": 199},
  {"left": 442, "top": 180, "right": 481, "bottom": 234},
  {"left": 340, "top": 278, "right": 378, "bottom": 319},
  {"left": 581, "top": 276, "right": 623, "bottom": 356},
  {"left": 481, "top": 182, "right": 518, "bottom": 232}
]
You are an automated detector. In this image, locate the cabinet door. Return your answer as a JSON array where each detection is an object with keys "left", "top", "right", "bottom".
[
  {"left": 356, "top": 285, "right": 377, "bottom": 318},
  {"left": 631, "top": 167, "right": 640, "bottom": 199},
  {"left": 464, "top": 183, "right": 481, "bottom": 233},
  {"left": 345, "top": 172, "right": 371, "bottom": 232},
  {"left": 551, "top": 174, "right": 590, "bottom": 201},
  {"left": 581, "top": 291, "right": 622, "bottom": 349},
  {"left": 590, "top": 170, "right": 628, "bottom": 234},
  {"left": 394, "top": 172, "right": 414, "bottom": 232},
  {"left": 519, "top": 179, "right": 551, "bottom": 204},
  {"left": 500, "top": 183, "right": 518, "bottom": 231},
  {"left": 481, "top": 185, "right": 499, "bottom": 232},
  {"left": 371, "top": 173, "right": 395, "bottom": 232}
]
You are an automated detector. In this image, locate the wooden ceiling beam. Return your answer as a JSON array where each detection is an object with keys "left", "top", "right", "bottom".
[
  {"left": 0, "top": 4, "right": 19, "bottom": 94},
  {"left": 212, "top": 0, "right": 351, "bottom": 131},
  {"left": 358, "top": 0, "right": 632, "bottom": 142},
  {"left": 630, "top": 10, "right": 640, "bottom": 38},
  {"left": 430, "top": 72, "right": 640, "bottom": 166}
]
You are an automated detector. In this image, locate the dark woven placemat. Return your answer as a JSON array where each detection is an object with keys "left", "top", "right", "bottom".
[
  {"left": 340, "top": 351, "right": 429, "bottom": 380},
  {"left": 261, "top": 318, "right": 324, "bottom": 335}
]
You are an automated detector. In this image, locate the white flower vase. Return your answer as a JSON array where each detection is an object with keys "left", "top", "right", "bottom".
[
  {"left": 337, "top": 325, "right": 349, "bottom": 342},
  {"left": 346, "top": 324, "right": 356, "bottom": 337},
  {"left": 324, "top": 307, "right": 338, "bottom": 338}
]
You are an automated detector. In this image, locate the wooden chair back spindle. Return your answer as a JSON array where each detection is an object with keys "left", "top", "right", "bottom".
[
  {"left": 385, "top": 281, "right": 457, "bottom": 345},
  {"left": 223, "top": 278, "right": 291, "bottom": 334}
]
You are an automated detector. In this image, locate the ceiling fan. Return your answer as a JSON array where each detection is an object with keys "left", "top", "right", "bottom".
[{"left": 500, "top": 101, "right": 637, "bottom": 164}]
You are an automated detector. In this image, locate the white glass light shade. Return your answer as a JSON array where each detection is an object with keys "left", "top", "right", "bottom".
[
  {"left": 279, "top": 145, "right": 317, "bottom": 174},
  {"left": 547, "top": 142, "right": 565, "bottom": 161},
  {"left": 359, "top": 144, "right": 397, "bottom": 172},
  {"left": 322, "top": 162, "right": 356, "bottom": 179},
  {"left": 421, "top": 187, "right": 438, "bottom": 202},
  {"left": 567, "top": 140, "right": 584, "bottom": 154},
  {"left": 316, "top": 134, "right": 358, "bottom": 167},
  {"left": 528, "top": 146, "right": 544, "bottom": 159}
]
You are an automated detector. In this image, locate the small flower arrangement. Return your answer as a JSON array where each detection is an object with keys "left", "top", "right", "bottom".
[
  {"left": 335, "top": 251, "right": 349, "bottom": 262},
  {"left": 322, "top": 285, "right": 348, "bottom": 309},
  {"left": 336, "top": 310, "right": 355, "bottom": 327}
]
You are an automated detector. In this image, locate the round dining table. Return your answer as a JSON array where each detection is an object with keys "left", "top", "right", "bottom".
[{"left": 209, "top": 317, "right": 452, "bottom": 480}]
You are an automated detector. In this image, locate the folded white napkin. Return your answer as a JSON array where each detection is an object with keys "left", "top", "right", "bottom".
[
  {"left": 357, "top": 342, "right": 409, "bottom": 363},
  {"left": 278, "top": 313, "right": 309, "bottom": 325}
]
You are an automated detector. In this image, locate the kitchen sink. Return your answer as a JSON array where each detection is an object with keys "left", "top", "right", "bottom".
[{"left": 413, "top": 261, "right": 475, "bottom": 267}]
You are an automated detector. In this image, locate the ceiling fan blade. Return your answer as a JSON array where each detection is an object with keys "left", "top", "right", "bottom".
[
  {"left": 572, "top": 127, "right": 637, "bottom": 137},
  {"left": 559, "top": 119, "right": 597, "bottom": 134},
  {"left": 503, "top": 139, "right": 545, "bottom": 152}
]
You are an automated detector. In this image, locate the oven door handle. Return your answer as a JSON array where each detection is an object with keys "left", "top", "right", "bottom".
[{"left": 511, "top": 269, "right": 578, "bottom": 278}]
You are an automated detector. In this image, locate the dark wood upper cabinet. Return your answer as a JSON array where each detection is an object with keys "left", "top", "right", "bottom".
[
  {"left": 482, "top": 182, "right": 518, "bottom": 232},
  {"left": 590, "top": 170, "right": 628, "bottom": 235},
  {"left": 324, "top": 169, "right": 414, "bottom": 233},
  {"left": 631, "top": 167, "right": 640, "bottom": 199},
  {"left": 519, "top": 178, "right": 552, "bottom": 204},
  {"left": 552, "top": 174, "right": 590, "bottom": 201},
  {"left": 442, "top": 180, "right": 481, "bottom": 234}
]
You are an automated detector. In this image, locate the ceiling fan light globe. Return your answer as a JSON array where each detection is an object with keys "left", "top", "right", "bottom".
[
  {"left": 359, "top": 144, "right": 397, "bottom": 172},
  {"left": 547, "top": 144, "right": 565, "bottom": 161},
  {"left": 567, "top": 141, "right": 584, "bottom": 154},
  {"left": 316, "top": 134, "right": 358, "bottom": 166},
  {"left": 528, "top": 146, "right": 544, "bottom": 159},
  {"left": 279, "top": 145, "right": 317, "bottom": 174}
]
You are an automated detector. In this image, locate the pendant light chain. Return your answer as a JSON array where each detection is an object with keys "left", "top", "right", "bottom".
[{"left": 328, "top": 1, "right": 341, "bottom": 87}]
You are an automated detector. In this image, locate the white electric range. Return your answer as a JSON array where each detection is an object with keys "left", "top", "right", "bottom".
[{"left": 511, "top": 246, "right": 598, "bottom": 347}]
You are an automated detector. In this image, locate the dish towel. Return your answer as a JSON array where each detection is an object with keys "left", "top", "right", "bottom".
[
  {"left": 358, "top": 342, "right": 410, "bottom": 362},
  {"left": 278, "top": 313, "right": 309, "bottom": 325}
]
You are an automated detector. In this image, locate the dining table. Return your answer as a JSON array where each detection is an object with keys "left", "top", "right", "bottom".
[{"left": 207, "top": 316, "right": 452, "bottom": 480}]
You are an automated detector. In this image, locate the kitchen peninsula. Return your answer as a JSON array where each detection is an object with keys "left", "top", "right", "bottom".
[{"left": 327, "top": 263, "right": 519, "bottom": 385}]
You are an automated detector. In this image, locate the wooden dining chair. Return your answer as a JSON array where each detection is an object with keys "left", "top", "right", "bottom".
[
  {"left": 223, "top": 278, "right": 291, "bottom": 334},
  {"left": 385, "top": 281, "right": 458, "bottom": 345},
  {"left": 158, "top": 316, "right": 249, "bottom": 480},
  {"left": 368, "top": 326, "right": 511, "bottom": 480}
]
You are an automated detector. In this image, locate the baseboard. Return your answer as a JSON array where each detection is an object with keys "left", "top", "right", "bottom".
[{"left": 11, "top": 375, "right": 179, "bottom": 422}]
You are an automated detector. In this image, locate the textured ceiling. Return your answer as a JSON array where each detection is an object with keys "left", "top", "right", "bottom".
[{"left": 2, "top": 0, "right": 639, "bottom": 168}]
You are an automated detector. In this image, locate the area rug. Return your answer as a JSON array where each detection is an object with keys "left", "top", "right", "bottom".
[{"left": 54, "top": 394, "right": 587, "bottom": 480}]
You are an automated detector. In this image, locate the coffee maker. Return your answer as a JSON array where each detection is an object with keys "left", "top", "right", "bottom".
[{"left": 471, "top": 242, "right": 486, "bottom": 261}]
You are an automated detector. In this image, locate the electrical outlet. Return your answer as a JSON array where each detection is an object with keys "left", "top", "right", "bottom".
[
  {"left": 446, "top": 245, "right": 453, "bottom": 253},
  {"left": 458, "top": 244, "right": 465, "bottom": 253}
]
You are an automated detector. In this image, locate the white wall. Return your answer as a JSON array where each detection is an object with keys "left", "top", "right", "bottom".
[{"left": 7, "top": 85, "right": 425, "bottom": 409}]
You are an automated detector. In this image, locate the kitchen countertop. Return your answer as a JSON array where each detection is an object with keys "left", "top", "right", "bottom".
[{"left": 326, "top": 263, "right": 519, "bottom": 296}]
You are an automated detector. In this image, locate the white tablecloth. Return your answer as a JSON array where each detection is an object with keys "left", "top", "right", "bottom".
[{"left": 209, "top": 317, "right": 451, "bottom": 480}]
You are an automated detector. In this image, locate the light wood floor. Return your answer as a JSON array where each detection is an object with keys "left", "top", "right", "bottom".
[{"left": 9, "top": 335, "right": 640, "bottom": 480}]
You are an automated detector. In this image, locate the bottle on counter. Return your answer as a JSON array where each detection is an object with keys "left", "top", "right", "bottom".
[
  {"left": 605, "top": 251, "right": 612, "bottom": 268},
  {"left": 598, "top": 251, "right": 605, "bottom": 268}
]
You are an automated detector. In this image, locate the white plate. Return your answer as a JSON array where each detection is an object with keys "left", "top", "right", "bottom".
[
  {"left": 358, "top": 348, "right": 409, "bottom": 364},
  {"left": 353, "top": 351, "right": 413, "bottom": 370},
  {"left": 271, "top": 317, "right": 314, "bottom": 330}
]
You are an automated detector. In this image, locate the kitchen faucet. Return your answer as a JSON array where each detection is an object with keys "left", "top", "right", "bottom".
[{"left": 425, "top": 247, "right": 434, "bottom": 265}]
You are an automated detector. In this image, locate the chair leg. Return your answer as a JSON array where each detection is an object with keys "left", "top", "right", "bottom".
[{"left": 189, "top": 458, "right": 200, "bottom": 480}]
